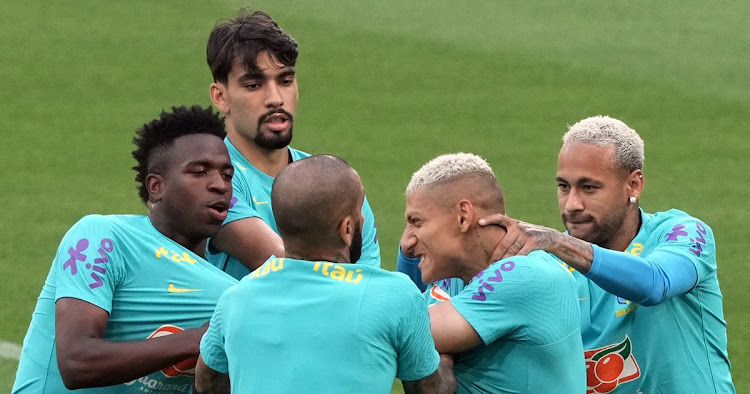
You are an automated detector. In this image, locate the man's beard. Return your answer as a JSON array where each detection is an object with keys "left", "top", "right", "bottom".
[
  {"left": 255, "top": 110, "right": 294, "bottom": 150},
  {"left": 563, "top": 205, "right": 627, "bottom": 249},
  {"left": 348, "top": 221, "right": 363, "bottom": 264}
]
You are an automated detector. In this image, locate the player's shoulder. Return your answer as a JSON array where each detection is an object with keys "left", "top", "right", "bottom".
[
  {"left": 70, "top": 214, "right": 144, "bottom": 233},
  {"left": 645, "top": 208, "right": 713, "bottom": 234},
  {"left": 288, "top": 146, "right": 311, "bottom": 160},
  {"left": 367, "top": 268, "right": 425, "bottom": 298}
]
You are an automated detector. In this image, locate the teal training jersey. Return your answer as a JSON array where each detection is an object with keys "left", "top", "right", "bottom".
[
  {"left": 201, "top": 257, "right": 440, "bottom": 393},
  {"left": 13, "top": 215, "right": 237, "bottom": 393},
  {"left": 426, "top": 251, "right": 585, "bottom": 393},
  {"left": 207, "top": 139, "right": 381, "bottom": 279},
  {"left": 576, "top": 209, "right": 734, "bottom": 393}
]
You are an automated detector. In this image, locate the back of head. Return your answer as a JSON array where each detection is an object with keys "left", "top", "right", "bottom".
[
  {"left": 406, "top": 152, "right": 504, "bottom": 212},
  {"left": 563, "top": 115, "right": 645, "bottom": 174},
  {"left": 207, "top": 10, "right": 298, "bottom": 84},
  {"left": 272, "top": 154, "right": 362, "bottom": 246},
  {"left": 131, "top": 105, "right": 226, "bottom": 203}
]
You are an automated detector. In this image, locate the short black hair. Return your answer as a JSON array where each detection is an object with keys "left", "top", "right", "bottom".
[
  {"left": 207, "top": 10, "right": 298, "bottom": 84},
  {"left": 132, "top": 105, "right": 226, "bottom": 203}
]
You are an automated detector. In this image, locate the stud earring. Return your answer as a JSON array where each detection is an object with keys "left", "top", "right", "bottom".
[{"left": 629, "top": 196, "right": 637, "bottom": 204}]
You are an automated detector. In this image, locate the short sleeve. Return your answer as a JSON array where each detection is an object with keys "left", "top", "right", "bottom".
[
  {"left": 396, "top": 285, "right": 440, "bottom": 381},
  {"left": 653, "top": 216, "right": 716, "bottom": 282},
  {"left": 451, "top": 259, "right": 527, "bottom": 345},
  {"left": 357, "top": 196, "right": 382, "bottom": 268},
  {"left": 54, "top": 215, "right": 122, "bottom": 314},
  {"left": 200, "top": 296, "right": 229, "bottom": 374},
  {"left": 224, "top": 176, "right": 261, "bottom": 225}
]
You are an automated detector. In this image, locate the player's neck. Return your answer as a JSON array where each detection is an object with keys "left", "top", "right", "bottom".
[
  {"left": 285, "top": 244, "right": 352, "bottom": 264},
  {"left": 459, "top": 224, "right": 506, "bottom": 283},
  {"left": 228, "top": 133, "right": 290, "bottom": 178},
  {"left": 149, "top": 215, "right": 207, "bottom": 258},
  {"left": 604, "top": 207, "right": 642, "bottom": 252}
]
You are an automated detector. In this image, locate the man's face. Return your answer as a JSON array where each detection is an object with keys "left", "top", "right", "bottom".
[
  {"left": 217, "top": 51, "right": 298, "bottom": 150},
  {"left": 556, "top": 142, "right": 631, "bottom": 248},
  {"left": 403, "top": 189, "right": 463, "bottom": 284},
  {"left": 158, "top": 134, "right": 234, "bottom": 240}
]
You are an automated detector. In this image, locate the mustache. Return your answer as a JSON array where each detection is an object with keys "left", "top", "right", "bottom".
[
  {"left": 562, "top": 214, "right": 594, "bottom": 223},
  {"left": 258, "top": 109, "right": 294, "bottom": 125}
]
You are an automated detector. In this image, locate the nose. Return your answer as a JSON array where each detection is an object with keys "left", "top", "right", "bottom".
[
  {"left": 563, "top": 188, "right": 584, "bottom": 213},
  {"left": 264, "top": 82, "right": 283, "bottom": 109},
  {"left": 400, "top": 227, "right": 418, "bottom": 257},
  {"left": 208, "top": 171, "right": 230, "bottom": 194}
]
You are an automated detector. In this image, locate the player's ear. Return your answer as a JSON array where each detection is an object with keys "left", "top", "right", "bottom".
[
  {"left": 210, "top": 82, "right": 230, "bottom": 115},
  {"left": 145, "top": 173, "right": 165, "bottom": 203},
  {"left": 626, "top": 169, "right": 644, "bottom": 201},
  {"left": 338, "top": 214, "right": 354, "bottom": 247},
  {"left": 457, "top": 199, "right": 474, "bottom": 234}
]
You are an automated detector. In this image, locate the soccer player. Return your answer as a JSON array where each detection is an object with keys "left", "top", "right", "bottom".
[
  {"left": 194, "top": 154, "right": 454, "bottom": 394},
  {"left": 204, "top": 11, "right": 381, "bottom": 279},
  {"left": 12, "top": 106, "right": 239, "bottom": 393},
  {"left": 400, "top": 153, "right": 586, "bottom": 393},
  {"left": 480, "top": 116, "right": 736, "bottom": 393}
]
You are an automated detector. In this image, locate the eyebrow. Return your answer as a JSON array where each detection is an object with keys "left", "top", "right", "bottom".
[{"left": 556, "top": 176, "right": 601, "bottom": 185}]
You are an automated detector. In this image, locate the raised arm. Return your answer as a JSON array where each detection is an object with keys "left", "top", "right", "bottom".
[
  {"left": 55, "top": 298, "right": 205, "bottom": 389},
  {"left": 479, "top": 214, "right": 698, "bottom": 305}
]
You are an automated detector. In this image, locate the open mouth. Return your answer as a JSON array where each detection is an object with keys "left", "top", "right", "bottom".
[{"left": 207, "top": 201, "right": 229, "bottom": 221}]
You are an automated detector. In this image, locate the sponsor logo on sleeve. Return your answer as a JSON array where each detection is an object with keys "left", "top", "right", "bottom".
[
  {"left": 470, "top": 261, "right": 516, "bottom": 301},
  {"left": 584, "top": 336, "right": 641, "bottom": 393},
  {"left": 664, "top": 222, "right": 709, "bottom": 257},
  {"left": 62, "top": 237, "right": 114, "bottom": 289}
]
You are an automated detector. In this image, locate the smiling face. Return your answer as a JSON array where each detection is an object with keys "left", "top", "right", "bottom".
[
  {"left": 556, "top": 142, "right": 640, "bottom": 249},
  {"left": 211, "top": 51, "right": 298, "bottom": 151},
  {"left": 402, "top": 188, "right": 465, "bottom": 284},
  {"left": 149, "top": 134, "right": 234, "bottom": 246}
]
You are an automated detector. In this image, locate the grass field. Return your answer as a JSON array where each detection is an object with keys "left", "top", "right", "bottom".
[{"left": 1, "top": 1, "right": 748, "bottom": 392}]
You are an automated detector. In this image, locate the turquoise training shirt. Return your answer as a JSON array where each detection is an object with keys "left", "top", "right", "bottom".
[
  {"left": 201, "top": 257, "right": 440, "bottom": 393},
  {"left": 426, "top": 251, "right": 585, "bottom": 393},
  {"left": 207, "top": 139, "right": 381, "bottom": 279},
  {"left": 575, "top": 209, "right": 735, "bottom": 393},
  {"left": 13, "top": 215, "right": 237, "bottom": 393}
]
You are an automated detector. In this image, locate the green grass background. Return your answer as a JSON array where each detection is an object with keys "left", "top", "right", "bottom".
[{"left": 1, "top": 1, "right": 748, "bottom": 392}]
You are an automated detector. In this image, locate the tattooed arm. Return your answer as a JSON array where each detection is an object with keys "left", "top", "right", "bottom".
[
  {"left": 478, "top": 214, "right": 594, "bottom": 272},
  {"left": 478, "top": 214, "right": 698, "bottom": 305}
]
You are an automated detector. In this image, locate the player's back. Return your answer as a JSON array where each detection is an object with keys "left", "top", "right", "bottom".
[{"left": 215, "top": 257, "right": 432, "bottom": 393}]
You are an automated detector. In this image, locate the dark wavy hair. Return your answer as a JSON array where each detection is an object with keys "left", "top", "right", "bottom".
[
  {"left": 207, "top": 10, "right": 298, "bottom": 84},
  {"left": 131, "top": 105, "right": 226, "bottom": 203}
]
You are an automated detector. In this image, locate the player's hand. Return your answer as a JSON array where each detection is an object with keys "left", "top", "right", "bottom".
[{"left": 478, "top": 214, "right": 560, "bottom": 262}]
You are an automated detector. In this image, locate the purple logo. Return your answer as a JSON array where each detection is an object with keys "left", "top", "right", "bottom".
[
  {"left": 63, "top": 238, "right": 89, "bottom": 275},
  {"left": 665, "top": 224, "right": 688, "bottom": 242},
  {"left": 471, "top": 261, "right": 516, "bottom": 301},
  {"left": 373, "top": 222, "right": 378, "bottom": 244},
  {"left": 62, "top": 237, "right": 114, "bottom": 289},
  {"left": 229, "top": 197, "right": 238, "bottom": 209},
  {"left": 689, "top": 223, "right": 708, "bottom": 257}
]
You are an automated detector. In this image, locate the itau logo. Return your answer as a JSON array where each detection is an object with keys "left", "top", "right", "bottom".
[
  {"left": 147, "top": 325, "right": 199, "bottom": 377},
  {"left": 584, "top": 336, "right": 641, "bottom": 393}
]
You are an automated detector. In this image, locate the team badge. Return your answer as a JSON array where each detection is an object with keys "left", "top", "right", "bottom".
[
  {"left": 584, "top": 336, "right": 641, "bottom": 393},
  {"left": 147, "top": 325, "right": 198, "bottom": 377}
]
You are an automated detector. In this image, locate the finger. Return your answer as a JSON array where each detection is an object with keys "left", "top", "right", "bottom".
[
  {"left": 492, "top": 231, "right": 519, "bottom": 262},
  {"left": 501, "top": 238, "right": 526, "bottom": 260},
  {"left": 516, "top": 244, "right": 537, "bottom": 257},
  {"left": 478, "top": 213, "right": 512, "bottom": 228}
]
